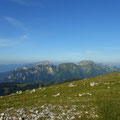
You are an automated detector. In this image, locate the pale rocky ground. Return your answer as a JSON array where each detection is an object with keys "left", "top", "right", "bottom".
[{"left": 0, "top": 104, "right": 99, "bottom": 120}]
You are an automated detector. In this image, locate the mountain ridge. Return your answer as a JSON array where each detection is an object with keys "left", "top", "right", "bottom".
[{"left": 1, "top": 60, "right": 120, "bottom": 83}]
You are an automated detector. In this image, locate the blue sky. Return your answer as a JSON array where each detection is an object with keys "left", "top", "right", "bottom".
[{"left": 0, "top": 0, "right": 120, "bottom": 64}]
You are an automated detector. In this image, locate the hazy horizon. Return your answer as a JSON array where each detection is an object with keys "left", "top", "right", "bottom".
[{"left": 0, "top": 59, "right": 120, "bottom": 66}]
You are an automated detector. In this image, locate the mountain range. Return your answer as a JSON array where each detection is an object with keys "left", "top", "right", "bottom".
[{"left": 1, "top": 60, "right": 120, "bottom": 83}]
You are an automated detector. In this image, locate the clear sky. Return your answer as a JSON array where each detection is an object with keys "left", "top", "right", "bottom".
[{"left": 0, "top": 0, "right": 120, "bottom": 64}]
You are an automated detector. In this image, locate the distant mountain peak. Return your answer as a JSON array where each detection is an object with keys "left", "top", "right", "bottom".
[
  {"left": 34, "top": 61, "right": 52, "bottom": 66},
  {"left": 77, "top": 60, "right": 95, "bottom": 66}
]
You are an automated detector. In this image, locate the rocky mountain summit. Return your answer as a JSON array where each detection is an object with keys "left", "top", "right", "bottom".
[
  {"left": 34, "top": 61, "right": 52, "bottom": 66},
  {"left": 78, "top": 60, "right": 95, "bottom": 66}
]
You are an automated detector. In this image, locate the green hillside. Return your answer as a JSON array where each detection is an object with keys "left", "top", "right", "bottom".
[{"left": 0, "top": 72, "right": 120, "bottom": 120}]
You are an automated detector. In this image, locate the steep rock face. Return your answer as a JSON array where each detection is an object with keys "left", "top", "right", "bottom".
[
  {"left": 4, "top": 65, "right": 56, "bottom": 83},
  {"left": 78, "top": 60, "right": 100, "bottom": 77},
  {"left": 2, "top": 61, "right": 120, "bottom": 83}
]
